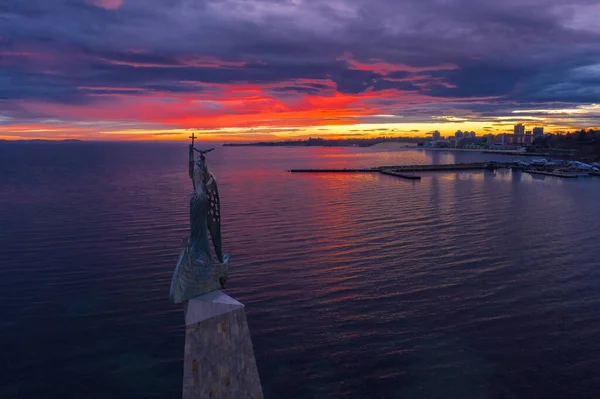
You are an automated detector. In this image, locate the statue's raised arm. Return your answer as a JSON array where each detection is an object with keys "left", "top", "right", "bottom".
[{"left": 169, "top": 134, "right": 230, "bottom": 304}]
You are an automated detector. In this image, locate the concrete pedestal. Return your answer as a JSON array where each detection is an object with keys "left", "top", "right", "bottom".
[{"left": 182, "top": 291, "right": 264, "bottom": 399}]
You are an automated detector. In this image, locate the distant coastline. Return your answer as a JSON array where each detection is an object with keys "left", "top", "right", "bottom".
[
  {"left": 223, "top": 136, "right": 597, "bottom": 160},
  {"left": 222, "top": 140, "right": 558, "bottom": 158},
  {"left": 223, "top": 137, "right": 422, "bottom": 148},
  {"left": 0, "top": 139, "right": 83, "bottom": 143}
]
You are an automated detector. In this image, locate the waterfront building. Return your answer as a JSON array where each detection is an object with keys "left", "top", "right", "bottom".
[
  {"left": 533, "top": 127, "right": 544, "bottom": 137},
  {"left": 432, "top": 131, "right": 441, "bottom": 141},
  {"left": 492, "top": 132, "right": 534, "bottom": 148},
  {"left": 514, "top": 123, "right": 525, "bottom": 136}
]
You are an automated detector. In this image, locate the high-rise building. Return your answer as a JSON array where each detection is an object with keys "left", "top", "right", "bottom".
[
  {"left": 494, "top": 134, "right": 507, "bottom": 146},
  {"left": 455, "top": 130, "right": 463, "bottom": 138},
  {"left": 533, "top": 127, "right": 544, "bottom": 137},
  {"left": 459, "top": 131, "right": 476, "bottom": 139},
  {"left": 432, "top": 131, "right": 441, "bottom": 141},
  {"left": 514, "top": 123, "right": 525, "bottom": 135}
]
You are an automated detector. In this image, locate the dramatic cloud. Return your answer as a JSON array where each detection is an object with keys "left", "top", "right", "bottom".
[{"left": 1, "top": 0, "right": 600, "bottom": 139}]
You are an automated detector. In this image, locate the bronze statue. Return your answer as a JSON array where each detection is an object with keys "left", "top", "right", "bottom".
[{"left": 169, "top": 134, "right": 230, "bottom": 304}]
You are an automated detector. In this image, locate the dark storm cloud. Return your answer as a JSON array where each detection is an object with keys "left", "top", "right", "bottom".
[
  {"left": 330, "top": 69, "right": 419, "bottom": 94},
  {"left": 0, "top": 66, "right": 89, "bottom": 104},
  {"left": 427, "top": 66, "right": 538, "bottom": 98},
  {"left": 1, "top": 0, "right": 600, "bottom": 120}
]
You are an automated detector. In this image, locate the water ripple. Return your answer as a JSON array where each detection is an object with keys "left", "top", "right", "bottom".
[{"left": 1, "top": 143, "right": 600, "bottom": 398}]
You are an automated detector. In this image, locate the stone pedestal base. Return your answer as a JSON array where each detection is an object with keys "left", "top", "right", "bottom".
[{"left": 182, "top": 291, "right": 264, "bottom": 399}]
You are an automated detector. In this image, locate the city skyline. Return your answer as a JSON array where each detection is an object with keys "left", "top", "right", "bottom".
[{"left": 1, "top": 0, "right": 600, "bottom": 141}]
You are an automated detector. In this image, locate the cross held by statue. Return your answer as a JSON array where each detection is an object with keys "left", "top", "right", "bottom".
[{"left": 189, "top": 133, "right": 197, "bottom": 146}]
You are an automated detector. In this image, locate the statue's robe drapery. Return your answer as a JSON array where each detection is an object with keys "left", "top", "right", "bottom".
[{"left": 190, "top": 174, "right": 223, "bottom": 264}]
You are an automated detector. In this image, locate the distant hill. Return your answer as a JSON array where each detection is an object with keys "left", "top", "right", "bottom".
[{"left": 533, "top": 129, "right": 600, "bottom": 161}]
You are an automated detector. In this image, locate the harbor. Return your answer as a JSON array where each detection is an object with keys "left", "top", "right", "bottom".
[{"left": 289, "top": 159, "right": 600, "bottom": 180}]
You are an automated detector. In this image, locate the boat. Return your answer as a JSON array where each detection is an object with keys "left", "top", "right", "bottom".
[
  {"left": 530, "top": 158, "right": 548, "bottom": 166},
  {"left": 524, "top": 169, "right": 579, "bottom": 178},
  {"left": 568, "top": 161, "right": 593, "bottom": 170}
]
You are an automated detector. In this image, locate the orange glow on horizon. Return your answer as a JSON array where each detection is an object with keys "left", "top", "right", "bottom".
[
  {"left": 2, "top": 79, "right": 597, "bottom": 141},
  {"left": 2, "top": 120, "right": 595, "bottom": 142}
]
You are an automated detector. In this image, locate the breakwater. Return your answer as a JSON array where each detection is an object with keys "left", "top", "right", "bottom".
[
  {"left": 289, "top": 162, "right": 506, "bottom": 180},
  {"left": 290, "top": 162, "right": 600, "bottom": 180}
]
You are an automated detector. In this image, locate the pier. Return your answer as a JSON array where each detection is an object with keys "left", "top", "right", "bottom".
[
  {"left": 287, "top": 168, "right": 379, "bottom": 173},
  {"left": 378, "top": 162, "right": 498, "bottom": 172},
  {"left": 379, "top": 169, "right": 421, "bottom": 180},
  {"left": 289, "top": 162, "right": 506, "bottom": 180}
]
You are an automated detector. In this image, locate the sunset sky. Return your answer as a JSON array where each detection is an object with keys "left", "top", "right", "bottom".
[{"left": 1, "top": 0, "right": 600, "bottom": 141}]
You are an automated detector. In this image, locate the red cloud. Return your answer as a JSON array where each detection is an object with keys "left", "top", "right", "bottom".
[
  {"left": 89, "top": 0, "right": 123, "bottom": 10},
  {"left": 23, "top": 81, "right": 411, "bottom": 131}
]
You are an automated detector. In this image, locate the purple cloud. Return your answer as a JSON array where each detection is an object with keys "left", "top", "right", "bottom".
[{"left": 1, "top": 0, "right": 600, "bottom": 131}]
